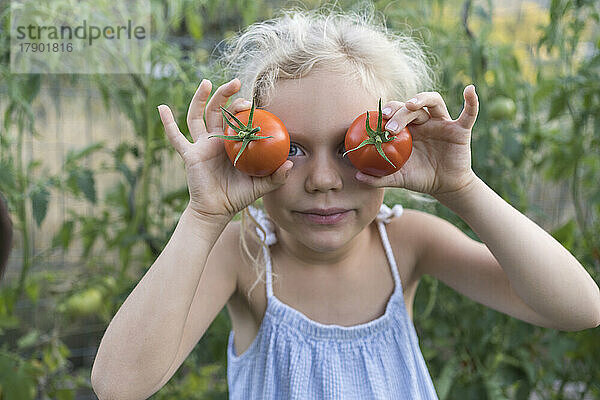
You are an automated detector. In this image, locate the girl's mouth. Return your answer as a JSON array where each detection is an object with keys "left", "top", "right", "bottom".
[{"left": 295, "top": 210, "right": 353, "bottom": 225}]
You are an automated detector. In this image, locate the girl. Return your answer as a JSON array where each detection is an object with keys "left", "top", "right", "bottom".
[{"left": 91, "top": 5, "right": 600, "bottom": 400}]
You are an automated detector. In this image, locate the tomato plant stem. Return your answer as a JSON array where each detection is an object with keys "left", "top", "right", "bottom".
[
  {"left": 343, "top": 98, "right": 397, "bottom": 168},
  {"left": 208, "top": 98, "right": 273, "bottom": 163}
]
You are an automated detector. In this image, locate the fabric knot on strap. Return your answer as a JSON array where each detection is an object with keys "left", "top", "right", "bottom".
[
  {"left": 248, "top": 205, "right": 277, "bottom": 246},
  {"left": 376, "top": 204, "right": 404, "bottom": 224}
]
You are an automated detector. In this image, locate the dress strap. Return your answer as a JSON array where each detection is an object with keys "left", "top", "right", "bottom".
[
  {"left": 263, "top": 245, "right": 274, "bottom": 297},
  {"left": 247, "top": 205, "right": 276, "bottom": 297},
  {"left": 375, "top": 204, "right": 403, "bottom": 290},
  {"left": 247, "top": 205, "right": 277, "bottom": 246}
]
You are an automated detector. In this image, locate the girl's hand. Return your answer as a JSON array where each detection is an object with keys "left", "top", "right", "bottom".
[
  {"left": 158, "top": 79, "right": 293, "bottom": 224},
  {"left": 356, "top": 85, "right": 479, "bottom": 197}
]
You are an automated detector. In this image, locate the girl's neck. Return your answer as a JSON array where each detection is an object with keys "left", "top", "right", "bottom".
[{"left": 272, "top": 221, "right": 375, "bottom": 270}]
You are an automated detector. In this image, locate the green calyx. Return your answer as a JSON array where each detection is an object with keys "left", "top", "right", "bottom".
[
  {"left": 208, "top": 97, "right": 272, "bottom": 166},
  {"left": 342, "top": 98, "right": 397, "bottom": 168}
]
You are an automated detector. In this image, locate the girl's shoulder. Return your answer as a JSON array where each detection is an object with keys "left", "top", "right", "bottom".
[
  {"left": 382, "top": 206, "right": 421, "bottom": 255},
  {"left": 387, "top": 207, "right": 485, "bottom": 282},
  {"left": 386, "top": 206, "right": 446, "bottom": 238},
  {"left": 384, "top": 207, "right": 428, "bottom": 239},
  {"left": 383, "top": 207, "right": 442, "bottom": 278}
]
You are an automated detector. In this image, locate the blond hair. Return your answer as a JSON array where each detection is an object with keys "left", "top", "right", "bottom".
[{"left": 212, "top": 2, "right": 436, "bottom": 298}]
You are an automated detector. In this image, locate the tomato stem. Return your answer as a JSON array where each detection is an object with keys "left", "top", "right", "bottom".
[
  {"left": 342, "top": 98, "right": 397, "bottom": 168},
  {"left": 208, "top": 97, "right": 272, "bottom": 163}
]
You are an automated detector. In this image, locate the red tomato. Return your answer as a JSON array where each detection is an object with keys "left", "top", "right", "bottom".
[
  {"left": 344, "top": 103, "right": 412, "bottom": 177},
  {"left": 210, "top": 101, "right": 290, "bottom": 177}
]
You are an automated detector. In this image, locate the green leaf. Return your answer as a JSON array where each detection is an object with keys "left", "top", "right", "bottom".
[
  {"left": 80, "top": 217, "right": 100, "bottom": 258},
  {"left": 436, "top": 357, "right": 459, "bottom": 400},
  {"left": 0, "top": 351, "right": 36, "bottom": 400},
  {"left": 3, "top": 102, "right": 15, "bottom": 132},
  {"left": 27, "top": 159, "right": 42, "bottom": 174},
  {"left": 551, "top": 218, "right": 576, "bottom": 252},
  {"left": 0, "top": 160, "right": 16, "bottom": 191},
  {"left": 22, "top": 75, "right": 41, "bottom": 103},
  {"left": 30, "top": 185, "right": 50, "bottom": 227},
  {"left": 25, "top": 279, "right": 40, "bottom": 304},
  {"left": 115, "top": 89, "right": 140, "bottom": 131},
  {"left": 97, "top": 81, "right": 112, "bottom": 112},
  {"left": 53, "top": 388, "right": 75, "bottom": 400},
  {"left": 161, "top": 187, "right": 188, "bottom": 206},
  {"left": 548, "top": 92, "right": 567, "bottom": 121},
  {"left": 184, "top": 3, "right": 204, "bottom": 40},
  {"left": 65, "top": 142, "right": 104, "bottom": 165},
  {"left": 483, "top": 373, "right": 505, "bottom": 400},
  {"left": 117, "top": 162, "right": 136, "bottom": 186},
  {"left": 52, "top": 220, "right": 75, "bottom": 250},
  {"left": 76, "top": 169, "right": 96, "bottom": 204},
  {"left": 17, "top": 329, "right": 40, "bottom": 349}
]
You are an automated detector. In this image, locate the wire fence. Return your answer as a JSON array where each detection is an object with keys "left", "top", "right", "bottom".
[{"left": 2, "top": 79, "right": 188, "bottom": 281}]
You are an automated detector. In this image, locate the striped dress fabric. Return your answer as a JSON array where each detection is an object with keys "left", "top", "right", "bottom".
[{"left": 226, "top": 204, "right": 439, "bottom": 399}]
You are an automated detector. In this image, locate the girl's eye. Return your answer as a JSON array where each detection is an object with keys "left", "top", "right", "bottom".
[
  {"left": 288, "top": 143, "right": 305, "bottom": 157},
  {"left": 287, "top": 142, "right": 346, "bottom": 157}
]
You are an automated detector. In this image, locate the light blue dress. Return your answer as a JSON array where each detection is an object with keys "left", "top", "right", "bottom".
[{"left": 227, "top": 204, "right": 439, "bottom": 399}]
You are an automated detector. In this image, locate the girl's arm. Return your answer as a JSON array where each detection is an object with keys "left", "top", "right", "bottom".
[
  {"left": 91, "top": 207, "right": 235, "bottom": 400},
  {"left": 92, "top": 77, "right": 291, "bottom": 399},
  {"left": 367, "top": 86, "right": 599, "bottom": 330},
  {"left": 427, "top": 176, "right": 600, "bottom": 331}
]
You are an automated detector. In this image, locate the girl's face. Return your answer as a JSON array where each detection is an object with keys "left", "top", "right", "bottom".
[{"left": 262, "top": 68, "right": 385, "bottom": 261}]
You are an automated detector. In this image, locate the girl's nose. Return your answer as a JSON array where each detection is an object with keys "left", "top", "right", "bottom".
[{"left": 304, "top": 155, "right": 343, "bottom": 193}]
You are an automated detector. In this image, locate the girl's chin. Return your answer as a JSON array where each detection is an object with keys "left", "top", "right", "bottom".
[{"left": 291, "top": 226, "right": 356, "bottom": 253}]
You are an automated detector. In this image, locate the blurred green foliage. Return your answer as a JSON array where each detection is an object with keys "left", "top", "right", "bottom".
[{"left": 0, "top": 0, "right": 599, "bottom": 398}]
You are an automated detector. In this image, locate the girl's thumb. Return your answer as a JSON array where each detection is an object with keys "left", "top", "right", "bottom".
[{"left": 254, "top": 161, "right": 293, "bottom": 195}]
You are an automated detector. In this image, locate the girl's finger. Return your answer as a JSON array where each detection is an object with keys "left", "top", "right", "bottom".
[
  {"left": 205, "top": 78, "right": 242, "bottom": 133},
  {"left": 405, "top": 91, "right": 451, "bottom": 120},
  {"left": 384, "top": 106, "right": 430, "bottom": 134},
  {"left": 355, "top": 170, "right": 402, "bottom": 189},
  {"left": 227, "top": 97, "right": 253, "bottom": 115},
  {"left": 456, "top": 85, "right": 479, "bottom": 130},
  {"left": 158, "top": 105, "right": 189, "bottom": 156},
  {"left": 380, "top": 100, "right": 405, "bottom": 119},
  {"left": 187, "top": 79, "right": 212, "bottom": 142}
]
